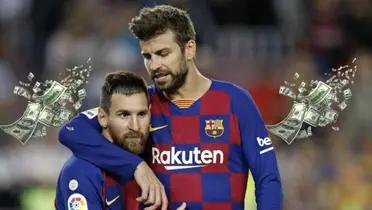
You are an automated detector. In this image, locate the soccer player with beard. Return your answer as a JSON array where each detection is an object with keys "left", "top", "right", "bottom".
[
  {"left": 59, "top": 5, "right": 283, "bottom": 210},
  {"left": 55, "top": 71, "right": 186, "bottom": 210}
]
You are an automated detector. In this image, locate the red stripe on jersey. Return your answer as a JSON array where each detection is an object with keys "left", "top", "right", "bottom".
[
  {"left": 200, "top": 90, "right": 230, "bottom": 115},
  {"left": 171, "top": 116, "right": 200, "bottom": 144},
  {"left": 104, "top": 173, "right": 119, "bottom": 186},
  {"left": 229, "top": 114, "right": 241, "bottom": 145},
  {"left": 123, "top": 181, "right": 140, "bottom": 210},
  {"left": 229, "top": 173, "right": 248, "bottom": 202},
  {"left": 102, "top": 172, "right": 107, "bottom": 210},
  {"left": 151, "top": 94, "right": 171, "bottom": 116},
  {"left": 170, "top": 174, "right": 202, "bottom": 202},
  {"left": 203, "top": 202, "right": 232, "bottom": 210}
]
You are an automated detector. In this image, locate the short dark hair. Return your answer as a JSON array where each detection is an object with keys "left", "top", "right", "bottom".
[
  {"left": 100, "top": 71, "right": 149, "bottom": 114},
  {"left": 128, "top": 5, "right": 196, "bottom": 50}
]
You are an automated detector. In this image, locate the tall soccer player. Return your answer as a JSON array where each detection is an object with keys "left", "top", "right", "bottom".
[{"left": 59, "top": 5, "right": 283, "bottom": 210}]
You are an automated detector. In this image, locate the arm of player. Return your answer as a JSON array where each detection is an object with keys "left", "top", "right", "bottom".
[
  {"left": 234, "top": 88, "right": 283, "bottom": 210},
  {"left": 60, "top": 109, "right": 169, "bottom": 210},
  {"left": 58, "top": 109, "right": 143, "bottom": 181},
  {"left": 58, "top": 158, "right": 104, "bottom": 210}
]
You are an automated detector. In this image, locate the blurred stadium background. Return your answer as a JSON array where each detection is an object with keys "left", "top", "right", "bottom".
[{"left": 0, "top": 0, "right": 372, "bottom": 209}]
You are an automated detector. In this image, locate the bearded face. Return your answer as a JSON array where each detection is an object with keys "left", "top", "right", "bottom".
[
  {"left": 149, "top": 55, "right": 188, "bottom": 93},
  {"left": 141, "top": 31, "right": 190, "bottom": 93},
  {"left": 107, "top": 122, "right": 148, "bottom": 155},
  {"left": 99, "top": 93, "right": 150, "bottom": 155}
]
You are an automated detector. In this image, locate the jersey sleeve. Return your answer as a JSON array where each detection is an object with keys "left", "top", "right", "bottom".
[
  {"left": 57, "top": 157, "right": 103, "bottom": 210},
  {"left": 232, "top": 86, "right": 283, "bottom": 210},
  {"left": 58, "top": 108, "right": 144, "bottom": 181}
]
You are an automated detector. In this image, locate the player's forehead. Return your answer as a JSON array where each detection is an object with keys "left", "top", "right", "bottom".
[
  {"left": 140, "top": 30, "right": 179, "bottom": 53},
  {"left": 110, "top": 93, "right": 148, "bottom": 112}
]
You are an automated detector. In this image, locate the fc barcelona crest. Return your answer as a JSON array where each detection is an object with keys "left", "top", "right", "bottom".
[{"left": 205, "top": 119, "right": 224, "bottom": 138}]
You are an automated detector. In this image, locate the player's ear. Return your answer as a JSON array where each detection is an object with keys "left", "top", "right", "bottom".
[
  {"left": 97, "top": 107, "right": 108, "bottom": 128},
  {"left": 184, "top": 40, "right": 196, "bottom": 61}
]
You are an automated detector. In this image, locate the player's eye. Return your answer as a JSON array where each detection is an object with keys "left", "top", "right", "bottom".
[
  {"left": 138, "top": 111, "right": 148, "bottom": 117},
  {"left": 159, "top": 52, "right": 169, "bottom": 57},
  {"left": 142, "top": 54, "right": 151, "bottom": 60},
  {"left": 155, "top": 50, "right": 169, "bottom": 57},
  {"left": 119, "top": 112, "right": 130, "bottom": 118}
]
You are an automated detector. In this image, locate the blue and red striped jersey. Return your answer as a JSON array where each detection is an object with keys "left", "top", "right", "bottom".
[
  {"left": 59, "top": 80, "right": 283, "bottom": 210},
  {"left": 55, "top": 155, "right": 141, "bottom": 210}
]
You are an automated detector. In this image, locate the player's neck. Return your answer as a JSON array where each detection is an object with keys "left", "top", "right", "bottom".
[{"left": 164, "top": 64, "right": 211, "bottom": 101}]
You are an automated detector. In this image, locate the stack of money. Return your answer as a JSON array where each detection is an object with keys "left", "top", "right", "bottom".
[
  {"left": 0, "top": 59, "right": 92, "bottom": 144},
  {"left": 267, "top": 58, "right": 357, "bottom": 144}
]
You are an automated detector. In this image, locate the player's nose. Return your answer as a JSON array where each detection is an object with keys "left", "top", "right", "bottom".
[
  {"left": 150, "top": 57, "right": 162, "bottom": 71},
  {"left": 129, "top": 116, "right": 140, "bottom": 131}
]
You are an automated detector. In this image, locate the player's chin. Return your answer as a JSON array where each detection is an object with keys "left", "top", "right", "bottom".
[
  {"left": 125, "top": 139, "right": 146, "bottom": 154},
  {"left": 131, "top": 145, "right": 146, "bottom": 155}
]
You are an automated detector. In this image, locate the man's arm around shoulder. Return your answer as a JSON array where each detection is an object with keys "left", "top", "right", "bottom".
[
  {"left": 59, "top": 109, "right": 169, "bottom": 210},
  {"left": 59, "top": 109, "right": 143, "bottom": 181}
]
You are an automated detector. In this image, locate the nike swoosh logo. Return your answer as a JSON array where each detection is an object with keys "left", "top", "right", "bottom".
[
  {"left": 106, "top": 195, "right": 120, "bottom": 206},
  {"left": 149, "top": 124, "right": 168, "bottom": 132}
]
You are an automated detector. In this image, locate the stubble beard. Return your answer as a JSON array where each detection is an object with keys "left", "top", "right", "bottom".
[
  {"left": 108, "top": 127, "right": 147, "bottom": 155},
  {"left": 153, "top": 58, "right": 189, "bottom": 94}
]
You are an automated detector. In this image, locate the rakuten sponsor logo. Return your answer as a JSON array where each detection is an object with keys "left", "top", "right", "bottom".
[{"left": 152, "top": 147, "right": 224, "bottom": 170}]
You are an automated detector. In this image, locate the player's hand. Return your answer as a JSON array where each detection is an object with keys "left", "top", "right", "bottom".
[
  {"left": 176, "top": 202, "right": 187, "bottom": 210},
  {"left": 134, "top": 161, "right": 168, "bottom": 210}
]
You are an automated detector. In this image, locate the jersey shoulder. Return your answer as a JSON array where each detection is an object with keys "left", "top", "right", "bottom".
[
  {"left": 147, "top": 85, "right": 156, "bottom": 94},
  {"left": 211, "top": 79, "right": 255, "bottom": 105},
  {"left": 147, "top": 85, "right": 159, "bottom": 97},
  {"left": 79, "top": 107, "right": 99, "bottom": 120},
  {"left": 56, "top": 156, "right": 104, "bottom": 210},
  {"left": 68, "top": 107, "right": 99, "bottom": 126},
  {"left": 60, "top": 155, "right": 103, "bottom": 182},
  {"left": 211, "top": 79, "right": 263, "bottom": 122}
]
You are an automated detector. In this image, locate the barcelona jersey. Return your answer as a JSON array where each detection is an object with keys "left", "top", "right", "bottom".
[
  {"left": 58, "top": 80, "right": 283, "bottom": 210},
  {"left": 55, "top": 155, "right": 140, "bottom": 210}
]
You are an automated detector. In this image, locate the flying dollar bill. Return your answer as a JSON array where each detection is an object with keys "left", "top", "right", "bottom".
[
  {"left": 266, "top": 102, "right": 307, "bottom": 144},
  {"left": 303, "top": 107, "right": 321, "bottom": 127},
  {"left": 279, "top": 86, "right": 296, "bottom": 100},
  {"left": 300, "top": 81, "right": 332, "bottom": 105},
  {"left": 31, "top": 124, "right": 47, "bottom": 139},
  {"left": 266, "top": 59, "right": 357, "bottom": 144},
  {"left": 0, "top": 102, "right": 42, "bottom": 144},
  {"left": 1, "top": 59, "right": 92, "bottom": 144},
  {"left": 52, "top": 108, "right": 74, "bottom": 127},
  {"left": 32, "top": 81, "right": 67, "bottom": 105},
  {"left": 38, "top": 107, "right": 57, "bottom": 127},
  {"left": 296, "top": 126, "right": 312, "bottom": 139},
  {"left": 14, "top": 86, "right": 31, "bottom": 100}
]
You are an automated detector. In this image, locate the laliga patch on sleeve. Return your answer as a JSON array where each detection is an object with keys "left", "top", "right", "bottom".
[
  {"left": 81, "top": 107, "right": 98, "bottom": 119},
  {"left": 67, "top": 193, "right": 88, "bottom": 210}
]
